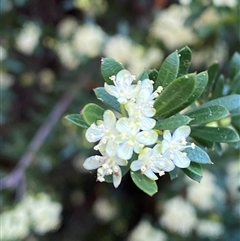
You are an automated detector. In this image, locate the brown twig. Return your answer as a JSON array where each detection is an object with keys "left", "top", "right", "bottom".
[{"left": 0, "top": 75, "right": 88, "bottom": 195}]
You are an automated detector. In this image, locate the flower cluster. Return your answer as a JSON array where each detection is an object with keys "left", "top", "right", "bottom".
[{"left": 83, "top": 69, "right": 195, "bottom": 187}]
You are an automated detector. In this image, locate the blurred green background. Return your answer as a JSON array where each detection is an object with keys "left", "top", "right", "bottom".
[{"left": 1, "top": 0, "right": 239, "bottom": 240}]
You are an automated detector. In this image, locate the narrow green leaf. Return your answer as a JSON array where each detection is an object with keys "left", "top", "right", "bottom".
[
  {"left": 213, "top": 142, "right": 223, "bottom": 156},
  {"left": 185, "top": 105, "right": 229, "bottom": 125},
  {"left": 148, "top": 69, "right": 158, "bottom": 82},
  {"left": 155, "top": 114, "right": 192, "bottom": 130},
  {"left": 229, "top": 71, "right": 240, "bottom": 94},
  {"left": 82, "top": 103, "right": 105, "bottom": 125},
  {"left": 130, "top": 171, "right": 158, "bottom": 196},
  {"left": 155, "top": 50, "right": 179, "bottom": 89},
  {"left": 138, "top": 70, "right": 149, "bottom": 81},
  {"left": 191, "top": 126, "right": 240, "bottom": 143},
  {"left": 193, "top": 94, "right": 240, "bottom": 117},
  {"left": 189, "top": 71, "right": 208, "bottom": 103},
  {"left": 154, "top": 74, "right": 196, "bottom": 117},
  {"left": 101, "top": 57, "right": 124, "bottom": 84},
  {"left": 65, "top": 114, "right": 89, "bottom": 128},
  {"left": 230, "top": 52, "right": 240, "bottom": 79},
  {"left": 185, "top": 146, "right": 212, "bottom": 164},
  {"left": 94, "top": 87, "right": 121, "bottom": 113},
  {"left": 177, "top": 46, "right": 192, "bottom": 77},
  {"left": 169, "top": 168, "right": 179, "bottom": 180},
  {"left": 182, "top": 162, "right": 203, "bottom": 182},
  {"left": 211, "top": 74, "right": 224, "bottom": 100}
]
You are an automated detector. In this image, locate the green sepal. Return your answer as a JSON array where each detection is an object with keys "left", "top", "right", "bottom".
[
  {"left": 64, "top": 114, "right": 89, "bottom": 128},
  {"left": 182, "top": 162, "right": 203, "bottom": 183},
  {"left": 94, "top": 87, "right": 121, "bottom": 113},
  {"left": 138, "top": 70, "right": 149, "bottom": 81},
  {"left": 155, "top": 114, "right": 192, "bottom": 130},
  {"left": 186, "top": 105, "right": 229, "bottom": 125},
  {"left": 185, "top": 146, "right": 212, "bottom": 164},
  {"left": 148, "top": 69, "right": 158, "bottom": 83},
  {"left": 154, "top": 73, "right": 196, "bottom": 117},
  {"left": 154, "top": 50, "right": 179, "bottom": 89},
  {"left": 101, "top": 57, "right": 124, "bottom": 84},
  {"left": 130, "top": 171, "right": 158, "bottom": 196},
  {"left": 177, "top": 46, "right": 192, "bottom": 77},
  {"left": 191, "top": 126, "right": 240, "bottom": 143},
  {"left": 81, "top": 103, "right": 105, "bottom": 125}
]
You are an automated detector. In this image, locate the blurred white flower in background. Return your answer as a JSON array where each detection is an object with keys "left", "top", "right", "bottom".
[
  {"left": 225, "top": 160, "right": 240, "bottom": 201},
  {"left": 0, "top": 193, "right": 62, "bottom": 240},
  {"left": 159, "top": 196, "right": 197, "bottom": 236},
  {"left": 127, "top": 219, "right": 167, "bottom": 241},
  {"left": 186, "top": 170, "right": 225, "bottom": 211},
  {"left": 93, "top": 197, "right": 117, "bottom": 223},
  {"left": 150, "top": 4, "right": 197, "bottom": 50},
  {"left": 74, "top": 0, "right": 108, "bottom": 16},
  {"left": 0, "top": 45, "right": 7, "bottom": 61},
  {"left": 103, "top": 34, "right": 133, "bottom": 64},
  {"left": 196, "top": 219, "right": 224, "bottom": 239},
  {"left": 55, "top": 42, "right": 80, "bottom": 69},
  {"left": 0, "top": 71, "right": 14, "bottom": 89},
  {"left": 212, "top": 0, "right": 237, "bottom": 7},
  {"left": 179, "top": 0, "right": 192, "bottom": 5},
  {"left": 15, "top": 21, "right": 41, "bottom": 55},
  {"left": 57, "top": 17, "right": 78, "bottom": 39},
  {"left": 0, "top": 205, "right": 29, "bottom": 241},
  {"left": 72, "top": 23, "right": 105, "bottom": 58}
]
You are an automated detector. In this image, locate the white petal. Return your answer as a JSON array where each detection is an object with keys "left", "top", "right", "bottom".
[
  {"left": 104, "top": 83, "right": 119, "bottom": 98},
  {"left": 172, "top": 126, "right": 190, "bottom": 141},
  {"left": 103, "top": 110, "right": 116, "bottom": 129},
  {"left": 163, "top": 130, "right": 171, "bottom": 142},
  {"left": 105, "top": 140, "right": 118, "bottom": 157},
  {"left": 115, "top": 157, "right": 128, "bottom": 166},
  {"left": 161, "top": 140, "right": 169, "bottom": 154},
  {"left": 113, "top": 166, "right": 122, "bottom": 188},
  {"left": 172, "top": 150, "right": 191, "bottom": 168},
  {"left": 116, "top": 117, "right": 130, "bottom": 133},
  {"left": 117, "top": 143, "right": 133, "bottom": 160},
  {"left": 140, "top": 117, "right": 156, "bottom": 130},
  {"left": 144, "top": 169, "right": 158, "bottom": 180},
  {"left": 83, "top": 156, "right": 105, "bottom": 170},
  {"left": 130, "top": 160, "right": 142, "bottom": 171},
  {"left": 137, "top": 130, "right": 158, "bottom": 145},
  {"left": 85, "top": 125, "right": 104, "bottom": 142},
  {"left": 116, "top": 70, "right": 133, "bottom": 86}
]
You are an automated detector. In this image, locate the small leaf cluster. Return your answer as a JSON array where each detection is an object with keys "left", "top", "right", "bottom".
[{"left": 65, "top": 46, "right": 240, "bottom": 195}]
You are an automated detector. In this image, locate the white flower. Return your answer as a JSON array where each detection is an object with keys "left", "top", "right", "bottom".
[
  {"left": 127, "top": 219, "right": 167, "bottom": 241},
  {"left": 115, "top": 117, "right": 158, "bottom": 160},
  {"left": 104, "top": 69, "right": 141, "bottom": 104},
  {"left": 126, "top": 79, "right": 162, "bottom": 130},
  {"left": 15, "top": 21, "right": 41, "bottom": 55},
  {"left": 213, "top": 0, "right": 237, "bottom": 7},
  {"left": 186, "top": 170, "right": 225, "bottom": 211},
  {"left": 131, "top": 144, "right": 175, "bottom": 180},
  {"left": 161, "top": 126, "right": 194, "bottom": 168},
  {"left": 72, "top": 23, "right": 105, "bottom": 58},
  {"left": 196, "top": 220, "right": 224, "bottom": 239},
  {"left": 159, "top": 196, "right": 197, "bottom": 236},
  {"left": 85, "top": 110, "right": 119, "bottom": 157},
  {"left": 83, "top": 151, "right": 127, "bottom": 188},
  {"left": 57, "top": 17, "right": 78, "bottom": 38}
]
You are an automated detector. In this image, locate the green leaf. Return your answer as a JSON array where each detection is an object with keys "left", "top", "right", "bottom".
[
  {"left": 155, "top": 50, "right": 179, "bottom": 89},
  {"left": 94, "top": 87, "right": 121, "bottom": 113},
  {"left": 211, "top": 74, "right": 224, "bottom": 100},
  {"left": 148, "top": 69, "right": 158, "bottom": 82},
  {"left": 169, "top": 168, "right": 179, "bottom": 180},
  {"left": 154, "top": 74, "right": 196, "bottom": 117},
  {"left": 185, "top": 146, "right": 212, "bottom": 164},
  {"left": 193, "top": 137, "right": 214, "bottom": 149},
  {"left": 64, "top": 114, "right": 89, "bottom": 128},
  {"left": 191, "top": 126, "right": 240, "bottom": 143},
  {"left": 185, "top": 105, "right": 229, "bottom": 125},
  {"left": 177, "top": 46, "right": 192, "bottom": 77},
  {"left": 101, "top": 57, "right": 124, "bottom": 84},
  {"left": 138, "top": 70, "right": 149, "bottom": 81},
  {"left": 189, "top": 71, "right": 208, "bottom": 103},
  {"left": 130, "top": 171, "right": 158, "bottom": 196},
  {"left": 229, "top": 71, "right": 240, "bottom": 94},
  {"left": 232, "top": 116, "right": 240, "bottom": 133},
  {"left": 82, "top": 103, "right": 105, "bottom": 125},
  {"left": 155, "top": 114, "right": 192, "bottom": 130},
  {"left": 194, "top": 94, "right": 240, "bottom": 117},
  {"left": 203, "top": 62, "right": 219, "bottom": 100},
  {"left": 182, "top": 162, "right": 203, "bottom": 182},
  {"left": 230, "top": 52, "right": 240, "bottom": 79}
]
